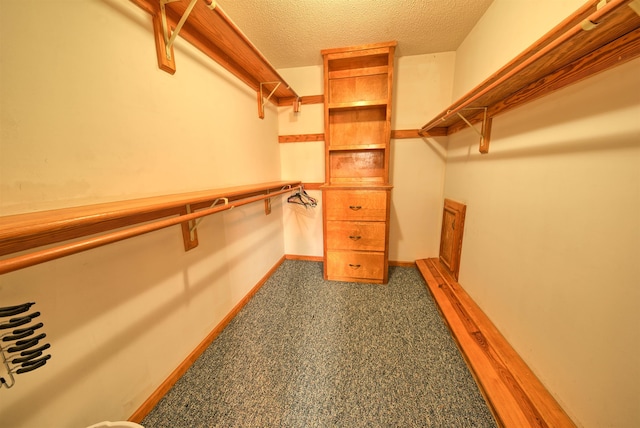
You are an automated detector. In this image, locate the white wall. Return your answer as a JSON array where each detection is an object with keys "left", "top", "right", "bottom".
[
  {"left": 0, "top": 1, "right": 285, "bottom": 427},
  {"left": 390, "top": 53, "right": 454, "bottom": 262},
  {"left": 447, "top": 1, "right": 640, "bottom": 426},
  {"left": 278, "top": 66, "right": 325, "bottom": 258},
  {"left": 278, "top": 53, "right": 455, "bottom": 262}
]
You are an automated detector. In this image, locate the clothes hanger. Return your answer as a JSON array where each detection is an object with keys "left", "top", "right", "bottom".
[
  {"left": 287, "top": 187, "right": 317, "bottom": 208},
  {"left": 1, "top": 302, "right": 51, "bottom": 388}
]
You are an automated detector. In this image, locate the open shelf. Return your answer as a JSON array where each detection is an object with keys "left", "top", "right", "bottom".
[
  {"left": 420, "top": 0, "right": 640, "bottom": 153},
  {"left": 328, "top": 144, "right": 388, "bottom": 151},
  {"left": 328, "top": 100, "right": 389, "bottom": 110},
  {"left": 0, "top": 181, "right": 301, "bottom": 274},
  {"left": 129, "top": 0, "right": 299, "bottom": 108}
]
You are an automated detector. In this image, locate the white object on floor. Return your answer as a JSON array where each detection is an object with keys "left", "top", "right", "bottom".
[{"left": 86, "top": 422, "right": 144, "bottom": 428}]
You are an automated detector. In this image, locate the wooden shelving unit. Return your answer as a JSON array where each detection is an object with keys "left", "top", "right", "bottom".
[
  {"left": 129, "top": 0, "right": 299, "bottom": 114},
  {"left": 0, "top": 181, "right": 301, "bottom": 275},
  {"left": 420, "top": 0, "right": 640, "bottom": 153},
  {"left": 321, "top": 42, "right": 396, "bottom": 284}
]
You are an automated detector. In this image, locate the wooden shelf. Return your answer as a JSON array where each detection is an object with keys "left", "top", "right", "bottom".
[
  {"left": 328, "top": 100, "right": 388, "bottom": 110},
  {"left": 0, "top": 181, "right": 301, "bottom": 275},
  {"left": 420, "top": 0, "right": 640, "bottom": 153},
  {"left": 129, "top": 0, "right": 299, "bottom": 108},
  {"left": 328, "top": 144, "right": 388, "bottom": 151}
]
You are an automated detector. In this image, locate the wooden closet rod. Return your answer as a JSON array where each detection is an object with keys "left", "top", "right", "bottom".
[{"left": 0, "top": 185, "right": 300, "bottom": 276}]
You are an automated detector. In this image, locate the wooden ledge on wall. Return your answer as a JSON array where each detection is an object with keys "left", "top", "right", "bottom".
[{"left": 278, "top": 128, "right": 448, "bottom": 144}]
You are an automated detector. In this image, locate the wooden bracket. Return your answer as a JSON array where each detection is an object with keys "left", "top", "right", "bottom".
[
  {"left": 152, "top": 0, "right": 204, "bottom": 74},
  {"left": 180, "top": 197, "right": 229, "bottom": 251},
  {"left": 181, "top": 204, "right": 199, "bottom": 251},
  {"left": 264, "top": 192, "right": 272, "bottom": 215},
  {"left": 455, "top": 107, "right": 492, "bottom": 154},
  {"left": 258, "top": 81, "right": 282, "bottom": 119},
  {"left": 152, "top": 13, "right": 175, "bottom": 74}
]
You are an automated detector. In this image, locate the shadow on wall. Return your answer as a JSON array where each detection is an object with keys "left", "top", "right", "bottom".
[
  {"left": 99, "top": 0, "right": 255, "bottom": 105},
  {"left": 0, "top": 206, "right": 283, "bottom": 426},
  {"left": 419, "top": 136, "right": 447, "bottom": 162},
  {"left": 446, "top": 127, "right": 639, "bottom": 163}
]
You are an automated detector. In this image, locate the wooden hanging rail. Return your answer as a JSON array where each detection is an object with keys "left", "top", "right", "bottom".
[
  {"left": 0, "top": 181, "right": 301, "bottom": 276},
  {"left": 419, "top": 0, "right": 640, "bottom": 153},
  {"left": 128, "top": 0, "right": 300, "bottom": 116}
]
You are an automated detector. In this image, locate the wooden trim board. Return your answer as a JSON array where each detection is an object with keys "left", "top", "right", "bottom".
[
  {"left": 285, "top": 254, "right": 324, "bottom": 262},
  {"left": 279, "top": 133, "right": 325, "bottom": 143},
  {"left": 279, "top": 128, "right": 446, "bottom": 144}
]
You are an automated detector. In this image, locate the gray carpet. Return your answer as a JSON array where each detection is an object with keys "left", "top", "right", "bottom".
[{"left": 142, "top": 260, "right": 496, "bottom": 427}]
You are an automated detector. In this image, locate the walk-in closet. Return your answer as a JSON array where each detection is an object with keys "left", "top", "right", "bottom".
[{"left": 1, "top": 1, "right": 638, "bottom": 427}]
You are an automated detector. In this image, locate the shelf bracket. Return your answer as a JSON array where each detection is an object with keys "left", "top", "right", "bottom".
[
  {"left": 181, "top": 198, "right": 228, "bottom": 251},
  {"left": 154, "top": 0, "right": 206, "bottom": 74},
  {"left": 454, "top": 107, "right": 492, "bottom": 154},
  {"left": 160, "top": 0, "right": 198, "bottom": 60},
  {"left": 264, "top": 191, "right": 272, "bottom": 215},
  {"left": 181, "top": 204, "right": 199, "bottom": 251},
  {"left": 258, "top": 81, "right": 282, "bottom": 119},
  {"left": 264, "top": 184, "right": 295, "bottom": 215}
]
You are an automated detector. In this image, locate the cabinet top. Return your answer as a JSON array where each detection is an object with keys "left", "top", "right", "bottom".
[{"left": 321, "top": 41, "right": 397, "bottom": 56}]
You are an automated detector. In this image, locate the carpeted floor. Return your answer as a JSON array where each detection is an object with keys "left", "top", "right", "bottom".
[{"left": 142, "top": 260, "right": 497, "bottom": 427}]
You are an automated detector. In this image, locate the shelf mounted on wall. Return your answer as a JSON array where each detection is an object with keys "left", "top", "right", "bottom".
[
  {"left": 0, "top": 181, "right": 303, "bottom": 275},
  {"left": 418, "top": 0, "right": 640, "bottom": 154},
  {"left": 130, "top": 0, "right": 301, "bottom": 118}
]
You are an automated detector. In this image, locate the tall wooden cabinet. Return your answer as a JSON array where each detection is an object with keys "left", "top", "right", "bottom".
[{"left": 321, "top": 42, "right": 396, "bottom": 284}]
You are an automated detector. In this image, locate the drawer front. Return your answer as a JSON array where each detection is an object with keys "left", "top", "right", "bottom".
[
  {"left": 326, "top": 221, "right": 386, "bottom": 251},
  {"left": 326, "top": 250, "right": 385, "bottom": 280},
  {"left": 325, "top": 190, "right": 388, "bottom": 221}
]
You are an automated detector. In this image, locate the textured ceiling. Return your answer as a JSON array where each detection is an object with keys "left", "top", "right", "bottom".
[{"left": 214, "top": 0, "right": 494, "bottom": 69}]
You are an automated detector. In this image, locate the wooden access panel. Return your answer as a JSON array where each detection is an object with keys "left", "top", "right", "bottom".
[{"left": 439, "top": 199, "right": 466, "bottom": 280}]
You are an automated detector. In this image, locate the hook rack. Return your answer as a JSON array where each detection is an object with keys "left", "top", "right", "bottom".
[{"left": 1, "top": 302, "right": 51, "bottom": 389}]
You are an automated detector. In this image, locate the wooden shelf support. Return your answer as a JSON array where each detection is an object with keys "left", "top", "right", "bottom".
[
  {"left": 159, "top": 0, "right": 199, "bottom": 61},
  {"left": 183, "top": 197, "right": 229, "bottom": 250},
  {"left": 455, "top": 107, "right": 491, "bottom": 154},
  {"left": 258, "top": 81, "right": 281, "bottom": 119}
]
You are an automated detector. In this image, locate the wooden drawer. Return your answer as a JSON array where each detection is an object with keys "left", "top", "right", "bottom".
[
  {"left": 326, "top": 250, "right": 385, "bottom": 281},
  {"left": 326, "top": 221, "right": 385, "bottom": 251},
  {"left": 325, "top": 190, "right": 388, "bottom": 221}
]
